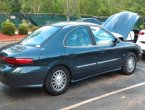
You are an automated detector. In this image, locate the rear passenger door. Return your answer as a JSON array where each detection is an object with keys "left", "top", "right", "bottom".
[{"left": 64, "top": 26, "right": 97, "bottom": 80}]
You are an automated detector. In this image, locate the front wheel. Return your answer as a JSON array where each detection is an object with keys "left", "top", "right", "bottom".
[
  {"left": 44, "top": 66, "right": 70, "bottom": 96},
  {"left": 122, "top": 52, "right": 137, "bottom": 75}
]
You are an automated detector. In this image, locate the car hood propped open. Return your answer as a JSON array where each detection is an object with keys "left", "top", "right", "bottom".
[{"left": 102, "top": 11, "right": 139, "bottom": 39}]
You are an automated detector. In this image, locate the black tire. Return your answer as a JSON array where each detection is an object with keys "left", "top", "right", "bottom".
[
  {"left": 44, "top": 66, "right": 70, "bottom": 96},
  {"left": 122, "top": 52, "right": 137, "bottom": 75},
  {"left": 142, "top": 53, "right": 145, "bottom": 59}
]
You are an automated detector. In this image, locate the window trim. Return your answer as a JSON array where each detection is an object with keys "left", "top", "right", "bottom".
[{"left": 63, "top": 26, "right": 94, "bottom": 48}]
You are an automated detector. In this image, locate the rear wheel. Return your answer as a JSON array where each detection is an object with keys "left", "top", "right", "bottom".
[
  {"left": 44, "top": 66, "right": 70, "bottom": 96},
  {"left": 122, "top": 52, "right": 137, "bottom": 75}
]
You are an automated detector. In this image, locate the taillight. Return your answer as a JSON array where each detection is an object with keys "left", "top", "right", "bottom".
[
  {"left": 138, "top": 32, "right": 145, "bottom": 35},
  {"left": 0, "top": 57, "right": 33, "bottom": 65}
]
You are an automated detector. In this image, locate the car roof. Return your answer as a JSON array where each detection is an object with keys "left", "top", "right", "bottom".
[
  {"left": 52, "top": 21, "right": 98, "bottom": 27},
  {"left": 78, "top": 18, "right": 98, "bottom": 20}
]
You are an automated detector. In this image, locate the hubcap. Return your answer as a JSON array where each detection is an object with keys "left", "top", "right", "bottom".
[
  {"left": 51, "top": 70, "right": 67, "bottom": 91},
  {"left": 126, "top": 56, "right": 135, "bottom": 73}
]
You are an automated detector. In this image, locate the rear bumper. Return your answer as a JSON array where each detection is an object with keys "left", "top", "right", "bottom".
[{"left": 0, "top": 65, "right": 50, "bottom": 87}]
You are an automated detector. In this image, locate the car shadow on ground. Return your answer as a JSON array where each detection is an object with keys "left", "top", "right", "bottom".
[
  {"left": 69, "top": 71, "right": 123, "bottom": 89},
  {"left": 1, "top": 70, "right": 124, "bottom": 99},
  {"left": 2, "top": 86, "right": 47, "bottom": 99}
]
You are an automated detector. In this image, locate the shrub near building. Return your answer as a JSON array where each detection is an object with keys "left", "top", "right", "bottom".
[
  {"left": 18, "top": 24, "right": 28, "bottom": 35},
  {"left": 31, "top": 26, "right": 39, "bottom": 32},
  {"left": 18, "top": 20, "right": 28, "bottom": 35},
  {"left": 1, "top": 20, "right": 16, "bottom": 35}
]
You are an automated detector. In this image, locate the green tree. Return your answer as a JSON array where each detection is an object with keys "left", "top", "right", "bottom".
[
  {"left": 132, "top": 0, "right": 145, "bottom": 27},
  {"left": 62, "top": 0, "right": 79, "bottom": 21},
  {"left": 0, "top": 0, "right": 11, "bottom": 13},
  {"left": 1, "top": 0, "right": 144, "bottom": 25},
  {"left": 8, "top": 0, "right": 22, "bottom": 13}
]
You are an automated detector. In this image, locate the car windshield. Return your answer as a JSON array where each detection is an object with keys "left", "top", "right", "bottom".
[{"left": 20, "top": 26, "right": 61, "bottom": 46}]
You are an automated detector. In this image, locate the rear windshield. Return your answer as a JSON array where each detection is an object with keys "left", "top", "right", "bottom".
[{"left": 20, "top": 26, "right": 61, "bottom": 46}]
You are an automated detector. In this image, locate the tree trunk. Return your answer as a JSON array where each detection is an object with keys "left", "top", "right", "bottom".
[{"left": 66, "top": 0, "right": 70, "bottom": 21}]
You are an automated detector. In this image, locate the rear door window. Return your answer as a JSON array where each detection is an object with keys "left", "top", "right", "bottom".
[{"left": 65, "top": 26, "right": 92, "bottom": 47}]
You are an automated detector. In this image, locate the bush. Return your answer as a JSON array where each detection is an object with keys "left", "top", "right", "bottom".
[
  {"left": 18, "top": 24, "right": 28, "bottom": 35},
  {"left": 28, "top": 22, "right": 33, "bottom": 29},
  {"left": 31, "top": 26, "right": 39, "bottom": 32},
  {"left": 22, "top": 19, "right": 28, "bottom": 25},
  {"left": 1, "top": 20, "right": 16, "bottom": 35},
  {"left": 140, "top": 24, "right": 144, "bottom": 29}
]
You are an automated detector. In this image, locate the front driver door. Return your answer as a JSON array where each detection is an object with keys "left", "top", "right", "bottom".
[{"left": 90, "top": 26, "right": 124, "bottom": 73}]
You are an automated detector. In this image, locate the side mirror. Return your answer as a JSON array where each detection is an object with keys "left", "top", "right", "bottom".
[
  {"left": 118, "top": 37, "right": 124, "bottom": 41},
  {"left": 113, "top": 38, "right": 120, "bottom": 43},
  {"left": 112, "top": 38, "right": 119, "bottom": 46}
]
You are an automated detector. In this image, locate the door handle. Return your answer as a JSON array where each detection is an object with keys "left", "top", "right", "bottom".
[
  {"left": 68, "top": 53, "right": 76, "bottom": 57},
  {"left": 98, "top": 49, "right": 105, "bottom": 53}
]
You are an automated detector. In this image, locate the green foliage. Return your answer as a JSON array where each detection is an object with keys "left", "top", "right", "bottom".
[
  {"left": 9, "top": 0, "right": 22, "bottom": 13},
  {"left": 1, "top": 0, "right": 145, "bottom": 26},
  {"left": 18, "top": 19, "right": 29, "bottom": 35},
  {"left": 31, "top": 26, "right": 39, "bottom": 32},
  {"left": 18, "top": 24, "right": 28, "bottom": 35},
  {"left": 21, "top": 19, "right": 29, "bottom": 27},
  {"left": 0, "top": 1, "right": 11, "bottom": 13},
  {"left": 140, "top": 24, "right": 144, "bottom": 29},
  {"left": 1, "top": 20, "right": 16, "bottom": 35}
]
